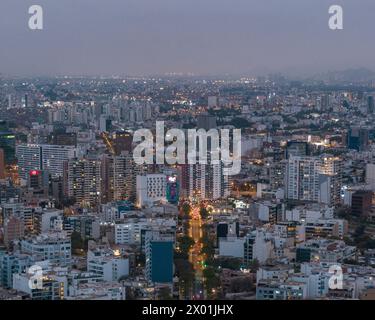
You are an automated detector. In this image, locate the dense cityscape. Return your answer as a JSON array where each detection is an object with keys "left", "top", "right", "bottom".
[{"left": 0, "top": 71, "right": 374, "bottom": 300}]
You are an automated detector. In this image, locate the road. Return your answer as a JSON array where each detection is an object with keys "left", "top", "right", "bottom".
[
  {"left": 188, "top": 205, "right": 205, "bottom": 299},
  {"left": 101, "top": 132, "right": 115, "bottom": 155}
]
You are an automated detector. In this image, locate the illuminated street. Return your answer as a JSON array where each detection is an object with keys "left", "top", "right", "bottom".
[
  {"left": 101, "top": 132, "right": 115, "bottom": 155},
  {"left": 188, "top": 204, "right": 205, "bottom": 299}
]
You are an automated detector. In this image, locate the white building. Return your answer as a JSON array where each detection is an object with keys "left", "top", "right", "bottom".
[
  {"left": 244, "top": 230, "right": 274, "bottom": 265},
  {"left": 114, "top": 218, "right": 176, "bottom": 245},
  {"left": 219, "top": 236, "right": 244, "bottom": 258},
  {"left": 284, "top": 204, "right": 334, "bottom": 223},
  {"left": 115, "top": 221, "right": 148, "bottom": 245},
  {"left": 285, "top": 155, "right": 342, "bottom": 206},
  {"left": 13, "top": 271, "right": 66, "bottom": 300},
  {"left": 41, "top": 144, "right": 77, "bottom": 177},
  {"left": 185, "top": 163, "right": 230, "bottom": 201},
  {"left": 16, "top": 144, "right": 42, "bottom": 179},
  {"left": 20, "top": 232, "right": 72, "bottom": 267},
  {"left": 16, "top": 144, "right": 77, "bottom": 179},
  {"left": 34, "top": 208, "right": 63, "bottom": 234},
  {"left": 256, "top": 265, "right": 294, "bottom": 284},
  {"left": 66, "top": 282, "right": 126, "bottom": 300},
  {"left": 87, "top": 249, "right": 129, "bottom": 282},
  {"left": 136, "top": 174, "right": 166, "bottom": 207}
]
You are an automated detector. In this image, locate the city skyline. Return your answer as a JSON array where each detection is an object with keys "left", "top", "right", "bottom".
[{"left": 2, "top": 0, "right": 375, "bottom": 306}]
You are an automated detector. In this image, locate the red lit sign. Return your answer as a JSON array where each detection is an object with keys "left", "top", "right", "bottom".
[{"left": 30, "top": 170, "right": 41, "bottom": 176}]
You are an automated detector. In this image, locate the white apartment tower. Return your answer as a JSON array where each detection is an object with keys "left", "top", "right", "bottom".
[
  {"left": 16, "top": 144, "right": 77, "bottom": 179},
  {"left": 285, "top": 155, "right": 342, "bottom": 206},
  {"left": 186, "top": 163, "right": 230, "bottom": 200}
]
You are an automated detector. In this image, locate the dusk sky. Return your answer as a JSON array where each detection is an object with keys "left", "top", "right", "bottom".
[{"left": 0, "top": 0, "right": 374, "bottom": 76}]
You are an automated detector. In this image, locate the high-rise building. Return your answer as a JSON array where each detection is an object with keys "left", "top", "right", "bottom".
[
  {"left": 181, "top": 162, "right": 230, "bottom": 201},
  {"left": 145, "top": 234, "right": 174, "bottom": 284},
  {"left": 243, "top": 230, "right": 273, "bottom": 265},
  {"left": 180, "top": 114, "right": 230, "bottom": 201},
  {"left": 27, "top": 170, "right": 49, "bottom": 191},
  {"left": 99, "top": 115, "right": 111, "bottom": 132},
  {"left": 269, "top": 160, "right": 287, "bottom": 190},
  {"left": 352, "top": 190, "right": 373, "bottom": 217},
  {"left": 285, "top": 155, "right": 342, "bottom": 206},
  {"left": 41, "top": 145, "right": 77, "bottom": 178},
  {"left": 347, "top": 127, "right": 369, "bottom": 151},
  {"left": 179, "top": 149, "right": 231, "bottom": 201},
  {"left": 65, "top": 157, "right": 102, "bottom": 208},
  {"left": 0, "top": 130, "right": 16, "bottom": 165},
  {"left": 101, "top": 152, "right": 137, "bottom": 203},
  {"left": 49, "top": 130, "right": 77, "bottom": 146},
  {"left": 16, "top": 144, "right": 42, "bottom": 179},
  {"left": 16, "top": 144, "right": 77, "bottom": 179},
  {"left": 7, "top": 95, "right": 12, "bottom": 109},
  {"left": 188, "top": 163, "right": 230, "bottom": 200},
  {"left": 111, "top": 131, "right": 133, "bottom": 156}
]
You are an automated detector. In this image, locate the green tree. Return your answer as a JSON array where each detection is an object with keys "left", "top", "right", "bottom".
[
  {"left": 182, "top": 202, "right": 191, "bottom": 218},
  {"left": 179, "top": 236, "right": 195, "bottom": 255},
  {"left": 247, "top": 259, "right": 260, "bottom": 272},
  {"left": 200, "top": 206, "right": 209, "bottom": 219},
  {"left": 229, "top": 277, "right": 254, "bottom": 293},
  {"left": 158, "top": 287, "right": 173, "bottom": 300},
  {"left": 175, "top": 259, "right": 194, "bottom": 299},
  {"left": 203, "top": 266, "right": 220, "bottom": 297},
  {"left": 213, "top": 257, "right": 242, "bottom": 270}
]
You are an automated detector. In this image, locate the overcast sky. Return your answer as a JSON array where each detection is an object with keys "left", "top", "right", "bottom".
[{"left": 0, "top": 0, "right": 374, "bottom": 76}]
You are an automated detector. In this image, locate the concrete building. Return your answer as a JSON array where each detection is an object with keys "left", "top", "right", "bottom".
[
  {"left": 87, "top": 248, "right": 129, "bottom": 282},
  {"left": 145, "top": 234, "right": 174, "bottom": 283},
  {"left": 136, "top": 174, "right": 166, "bottom": 207},
  {"left": 285, "top": 155, "right": 342, "bottom": 206},
  {"left": 65, "top": 157, "right": 102, "bottom": 208},
  {"left": 20, "top": 233, "right": 72, "bottom": 267},
  {"left": 219, "top": 237, "right": 244, "bottom": 258},
  {"left": 16, "top": 144, "right": 77, "bottom": 179},
  {"left": 3, "top": 216, "right": 24, "bottom": 248},
  {"left": 13, "top": 271, "right": 65, "bottom": 300}
]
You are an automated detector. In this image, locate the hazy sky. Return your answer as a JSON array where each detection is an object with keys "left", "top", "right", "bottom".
[{"left": 0, "top": 0, "right": 374, "bottom": 76}]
